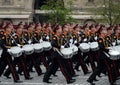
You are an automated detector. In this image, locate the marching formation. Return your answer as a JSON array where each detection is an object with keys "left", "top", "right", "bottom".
[{"left": 0, "top": 21, "right": 120, "bottom": 85}]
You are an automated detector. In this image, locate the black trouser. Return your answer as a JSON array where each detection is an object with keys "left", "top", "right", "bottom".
[
  {"left": 26, "top": 53, "right": 42, "bottom": 76},
  {"left": 4, "top": 55, "right": 30, "bottom": 79},
  {"left": 43, "top": 58, "right": 59, "bottom": 81},
  {"left": 88, "top": 54, "right": 116, "bottom": 84},
  {"left": 43, "top": 51, "right": 72, "bottom": 82},
  {"left": 0, "top": 51, "right": 19, "bottom": 82},
  {"left": 74, "top": 50, "right": 89, "bottom": 74},
  {"left": 87, "top": 59, "right": 106, "bottom": 82}
]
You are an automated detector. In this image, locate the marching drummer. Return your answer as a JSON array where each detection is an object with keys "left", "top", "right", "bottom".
[
  {"left": 23, "top": 23, "right": 42, "bottom": 76},
  {"left": 43, "top": 25, "right": 76, "bottom": 84},
  {"left": 3, "top": 24, "right": 33, "bottom": 80},
  {"left": 0, "top": 24, "right": 22, "bottom": 83},
  {"left": 80, "top": 24, "right": 96, "bottom": 72},
  {"left": 73, "top": 25, "right": 90, "bottom": 74},
  {"left": 87, "top": 29, "right": 116, "bottom": 85}
]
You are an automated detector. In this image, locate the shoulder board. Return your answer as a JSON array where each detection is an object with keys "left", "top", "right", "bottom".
[
  {"left": 98, "top": 38, "right": 103, "bottom": 43},
  {"left": 14, "top": 35, "right": 18, "bottom": 39}
]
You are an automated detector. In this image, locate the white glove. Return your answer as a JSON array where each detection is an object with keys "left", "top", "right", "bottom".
[
  {"left": 78, "top": 32, "right": 80, "bottom": 35},
  {"left": 12, "top": 40, "right": 14, "bottom": 44},
  {"left": 69, "top": 39, "right": 73, "bottom": 43},
  {"left": 61, "top": 45, "right": 64, "bottom": 49},
  {"left": 84, "top": 38, "right": 87, "bottom": 42},
  {"left": 74, "top": 40, "right": 77, "bottom": 44},
  {"left": 39, "top": 39, "right": 43, "bottom": 43},
  {"left": 69, "top": 43, "right": 72, "bottom": 47},
  {"left": 88, "top": 42, "right": 91, "bottom": 45},
  {"left": 7, "top": 49, "right": 11, "bottom": 52},
  {"left": 21, "top": 48, "right": 24, "bottom": 52},
  {"left": 28, "top": 40, "right": 32, "bottom": 44},
  {"left": 112, "top": 42, "right": 115, "bottom": 46},
  {"left": 94, "top": 36, "right": 98, "bottom": 40},
  {"left": 117, "top": 40, "right": 120, "bottom": 43},
  {"left": 46, "top": 36, "right": 49, "bottom": 40},
  {"left": 17, "top": 44, "right": 21, "bottom": 47}
]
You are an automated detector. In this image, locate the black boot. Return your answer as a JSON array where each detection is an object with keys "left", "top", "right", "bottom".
[
  {"left": 87, "top": 79, "right": 95, "bottom": 85},
  {"left": 3, "top": 74, "right": 11, "bottom": 79},
  {"left": 43, "top": 79, "right": 52, "bottom": 83},
  {"left": 67, "top": 79, "right": 76, "bottom": 84}
]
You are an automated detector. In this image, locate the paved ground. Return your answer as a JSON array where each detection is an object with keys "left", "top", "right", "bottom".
[
  {"left": 0, "top": 65, "right": 111, "bottom": 85},
  {"left": 0, "top": 49, "right": 120, "bottom": 85}
]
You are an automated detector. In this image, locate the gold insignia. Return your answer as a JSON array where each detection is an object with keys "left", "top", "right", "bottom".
[{"left": 53, "top": 37, "right": 56, "bottom": 40}]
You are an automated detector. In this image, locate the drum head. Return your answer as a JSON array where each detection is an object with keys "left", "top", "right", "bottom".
[
  {"left": 109, "top": 50, "right": 120, "bottom": 56},
  {"left": 33, "top": 43, "right": 43, "bottom": 50},
  {"left": 61, "top": 48, "right": 73, "bottom": 56},
  {"left": 10, "top": 46, "right": 22, "bottom": 54}
]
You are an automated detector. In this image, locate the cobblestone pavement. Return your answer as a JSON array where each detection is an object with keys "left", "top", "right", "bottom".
[
  {"left": 0, "top": 65, "right": 112, "bottom": 85},
  {"left": 0, "top": 48, "right": 120, "bottom": 85}
]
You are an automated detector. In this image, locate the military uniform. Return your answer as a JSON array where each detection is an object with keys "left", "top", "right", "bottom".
[
  {"left": 0, "top": 33, "right": 20, "bottom": 82},
  {"left": 43, "top": 34, "right": 75, "bottom": 84}
]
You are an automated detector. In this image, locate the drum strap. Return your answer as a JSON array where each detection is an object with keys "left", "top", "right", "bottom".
[
  {"left": 53, "top": 47, "right": 63, "bottom": 56},
  {"left": 103, "top": 51, "right": 110, "bottom": 58}
]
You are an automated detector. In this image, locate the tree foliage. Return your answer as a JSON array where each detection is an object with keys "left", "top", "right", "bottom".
[
  {"left": 90, "top": 0, "right": 120, "bottom": 25},
  {"left": 40, "top": 0, "right": 76, "bottom": 25}
]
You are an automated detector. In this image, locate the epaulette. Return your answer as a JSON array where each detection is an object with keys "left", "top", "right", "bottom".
[
  {"left": 98, "top": 38, "right": 103, "bottom": 43},
  {"left": 14, "top": 35, "right": 18, "bottom": 39}
]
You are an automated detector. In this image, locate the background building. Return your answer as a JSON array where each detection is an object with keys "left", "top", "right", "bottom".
[{"left": 0, "top": 0, "right": 103, "bottom": 25}]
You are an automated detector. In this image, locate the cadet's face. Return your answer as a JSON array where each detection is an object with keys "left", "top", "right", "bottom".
[
  {"left": 29, "top": 27, "right": 34, "bottom": 31},
  {"left": 6, "top": 28, "right": 12, "bottom": 34},
  {"left": 57, "top": 28, "right": 62, "bottom": 34},
  {"left": 101, "top": 30, "right": 107, "bottom": 36},
  {"left": 75, "top": 27, "right": 80, "bottom": 32},
  {"left": 17, "top": 28, "right": 23, "bottom": 33},
  {"left": 107, "top": 30, "right": 112, "bottom": 34},
  {"left": 63, "top": 27, "right": 68, "bottom": 33}
]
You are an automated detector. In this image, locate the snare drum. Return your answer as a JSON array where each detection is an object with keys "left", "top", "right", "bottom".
[
  {"left": 79, "top": 43, "right": 90, "bottom": 52},
  {"left": 33, "top": 43, "right": 43, "bottom": 53},
  {"left": 90, "top": 42, "right": 99, "bottom": 51},
  {"left": 41, "top": 41, "right": 52, "bottom": 51},
  {"left": 70, "top": 45, "right": 78, "bottom": 55},
  {"left": 9, "top": 46, "right": 22, "bottom": 57},
  {"left": 108, "top": 50, "right": 120, "bottom": 60},
  {"left": 22, "top": 44, "right": 34, "bottom": 55},
  {"left": 60, "top": 48, "right": 73, "bottom": 59}
]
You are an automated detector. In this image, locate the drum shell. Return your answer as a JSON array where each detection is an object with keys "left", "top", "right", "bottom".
[
  {"left": 60, "top": 48, "right": 73, "bottom": 59},
  {"left": 70, "top": 45, "right": 78, "bottom": 55},
  {"left": 9, "top": 51, "right": 22, "bottom": 57},
  {"left": 33, "top": 43, "right": 43, "bottom": 53},
  {"left": 90, "top": 42, "right": 99, "bottom": 51},
  {"left": 79, "top": 43, "right": 90, "bottom": 53},
  {"left": 62, "top": 54, "right": 73, "bottom": 59},
  {"left": 22, "top": 45, "right": 34, "bottom": 55},
  {"left": 9, "top": 46, "right": 22, "bottom": 57},
  {"left": 91, "top": 47, "right": 99, "bottom": 51},
  {"left": 108, "top": 51, "right": 120, "bottom": 60},
  {"left": 41, "top": 41, "right": 52, "bottom": 51}
]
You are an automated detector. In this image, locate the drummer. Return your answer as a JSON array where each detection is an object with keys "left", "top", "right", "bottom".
[
  {"left": 87, "top": 29, "right": 116, "bottom": 85},
  {"left": 3, "top": 24, "right": 33, "bottom": 80},
  {"left": 23, "top": 22, "right": 42, "bottom": 76},
  {"left": 33, "top": 23, "right": 50, "bottom": 70},
  {"left": 80, "top": 24, "right": 96, "bottom": 72},
  {"left": 73, "top": 25, "right": 90, "bottom": 74},
  {"left": 0, "top": 24, "right": 22, "bottom": 83},
  {"left": 43, "top": 25, "right": 75, "bottom": 84},
  {"left": 62, "top": 24, "right": 77, "bottom": 77}
]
